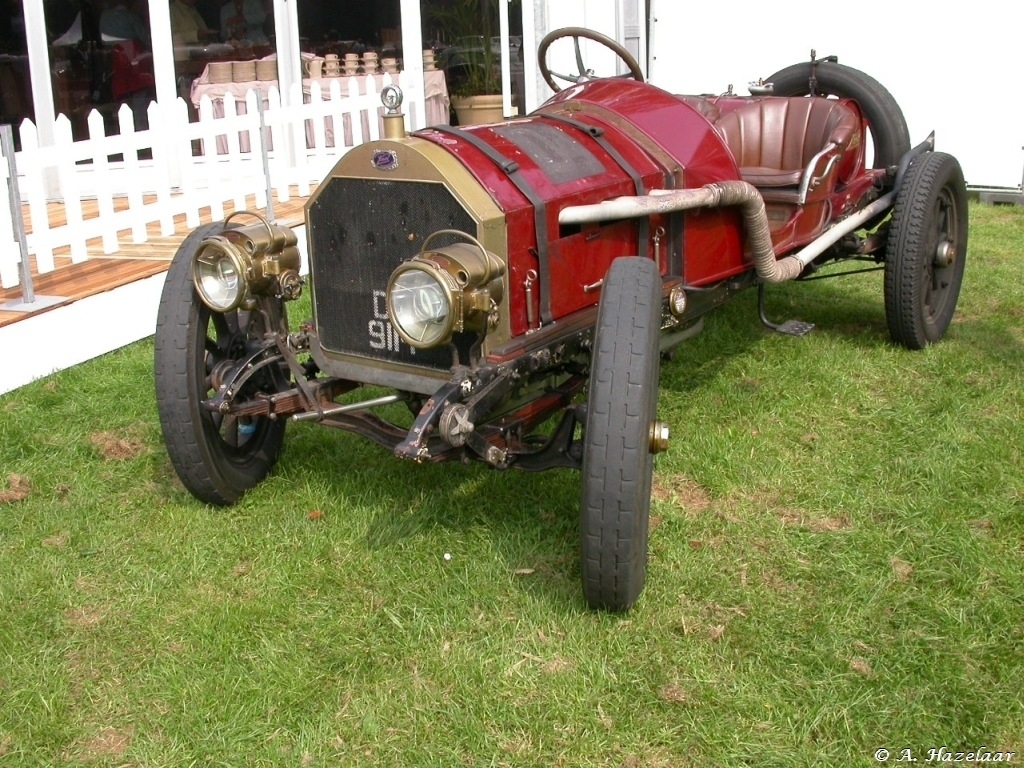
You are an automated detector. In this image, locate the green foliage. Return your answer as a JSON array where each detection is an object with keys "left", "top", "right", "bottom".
[
  {"left": 428, "top": 0, "right": 501, "bottom": 96},
  {"left": 1, "top": 203, "right": 1022, "bottom": 765}
]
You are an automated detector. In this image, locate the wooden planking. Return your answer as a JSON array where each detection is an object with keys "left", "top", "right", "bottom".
[
  {"left": 1, "top": 192, "right": 311, "bottom": 329},
  {"left": 0, "top": 259, "right": 174, "bottom": 326}
]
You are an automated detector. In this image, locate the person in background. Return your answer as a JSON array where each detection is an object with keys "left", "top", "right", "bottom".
[
  {"left": 99, "top": 0, "right": 153, "bottom": 130},
  {"left": 99, "top": 0, "right": 150, "bottom": 47},
  {"left": 219, "top": 0, "right": 268, "bottom": 45},
  {"left": 170, "top": 0, "right": 215, "bottom": 44}
]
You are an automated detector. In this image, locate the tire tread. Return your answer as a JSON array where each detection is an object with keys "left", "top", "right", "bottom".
[
  {"left": 883, "top": 152, "right": 967, "bottom": 349},
  {"left": 581, "top": 257, "right": 661, "bottom": 611}
]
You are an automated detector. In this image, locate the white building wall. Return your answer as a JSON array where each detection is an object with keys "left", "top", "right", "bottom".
[
  {"left": 531, "top": 0, "right": 620, "bottom": 105},
  {"left": 617, "top": 0, "right": 645, "bottom": 78},
  {"left": 649, "top": 0, "right": 1023, "bottom": 188},
  {"left": 545, "top": 0, "right": 617, "bottom": 34}
]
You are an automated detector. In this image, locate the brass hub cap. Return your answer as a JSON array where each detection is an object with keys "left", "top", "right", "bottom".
[{"left": 648, "top": 421, "right": 670, "bottom": 454}]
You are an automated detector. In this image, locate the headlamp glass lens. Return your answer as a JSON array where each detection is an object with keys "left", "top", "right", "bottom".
[
  {"left": 389, "top": 269, "right": 451, "bottom": 347},
  {"left": 195, "top": 250, "right": 242, "bottom": 311}
]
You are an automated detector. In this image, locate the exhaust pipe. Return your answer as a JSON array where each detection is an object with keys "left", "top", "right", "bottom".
[{"left": 558, "top": 180, "right": 896, "bottom": 284}]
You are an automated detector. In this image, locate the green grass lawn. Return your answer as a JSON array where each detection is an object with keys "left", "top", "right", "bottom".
[{"left": 1, "top": 202, "right": 1022, "bottom": 766}]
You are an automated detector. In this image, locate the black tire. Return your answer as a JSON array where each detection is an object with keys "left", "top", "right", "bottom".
[
  {"left": 883, "top": 152, "right": 968, "bottom": 350},
  {"left": 154, "top": 223, "right": 288, "bottom": 505},
  {"left": 766, "top": 60, "right": 911, "bottom": 169},
  {"left": 581, "top": 257, "right": 661, "bottom": 612}
]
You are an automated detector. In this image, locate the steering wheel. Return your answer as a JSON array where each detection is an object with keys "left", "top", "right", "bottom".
[{"left": 538, "top": 27, "right": 645, "bottom": 93}]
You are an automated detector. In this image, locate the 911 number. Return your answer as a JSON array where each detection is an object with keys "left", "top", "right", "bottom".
[{"left": 368, "top": 290, "right": 414, "bottom": 354}]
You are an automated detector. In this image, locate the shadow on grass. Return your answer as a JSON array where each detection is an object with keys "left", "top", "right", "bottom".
[
  {"left": 792, "top": 265, "right": 1024, "bottom": 361},
  {"left": 658, "top": 291, "right": 766, "bottom": 394},
  {"left": 781, "top": 271, "right": 890, "bottom": 347},
  {"left": 664, "top": 265, "right": 1005, "bottom": 374},
  {"left": 273, "top": 421, "right": 585, "bottom": 609},
  {"left": 659, "top": 273, "right": 892, "bottom": 395}
]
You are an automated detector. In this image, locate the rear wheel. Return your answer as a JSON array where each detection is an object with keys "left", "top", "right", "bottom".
[
  {"left": 154, "top": 224, "right": 288, "bottom": 505},
  {"left": 884, "top": 152, "right": 968, "bottom": 349},
  {"left": 766, "top": 60, "right": 910, "bottom": 169},
  {"left": 581, "top": 257, "right": 662, "bottom": 612}
]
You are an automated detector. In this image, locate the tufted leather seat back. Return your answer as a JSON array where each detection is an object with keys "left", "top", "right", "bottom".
[{"left": 715, "top": 97, "right": 859, "bottom": 187}]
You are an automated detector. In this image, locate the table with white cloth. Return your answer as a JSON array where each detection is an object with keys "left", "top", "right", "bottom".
[{"left": 190, "top": 67, "right": 450, "bottom": 153}]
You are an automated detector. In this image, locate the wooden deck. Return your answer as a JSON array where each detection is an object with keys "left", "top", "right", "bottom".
[{"left": 0, "top": 191, "right": 312, "bottom": 329}]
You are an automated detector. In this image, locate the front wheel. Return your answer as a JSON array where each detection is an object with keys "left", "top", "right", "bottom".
[
  {"left": 580, "top": 257, "right": 663, "bottom": 612},
  {"left": 884, "top": 152, "right": 968, "bottom": 349},
  {"left": 154, "top": 223, "right": 288, "bottom": 505}
]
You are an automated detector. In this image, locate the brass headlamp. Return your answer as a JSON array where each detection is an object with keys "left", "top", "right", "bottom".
[
  {"left": 386, "top": 230, "right": 505, "bottom": 349},
  {"left": 192, "top": 211, "right": 303, "bottom": 313}
]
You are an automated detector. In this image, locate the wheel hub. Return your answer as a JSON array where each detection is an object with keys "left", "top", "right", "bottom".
[
  {"left": 440, "top": 403, "right": 474, "bottom": 447},
  {"left": 648, "top": 421, "right": 670, "bottom": 454},
  {"left": 934, "top": 240, "right": 956, "bottom": 268},
  {"left": 209, "top": 359, "right": 236, "bottom": 391}
]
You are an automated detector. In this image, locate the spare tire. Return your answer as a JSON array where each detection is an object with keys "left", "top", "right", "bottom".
[{"left": 766, "top": 60, "right": 910, "bottom": 170}]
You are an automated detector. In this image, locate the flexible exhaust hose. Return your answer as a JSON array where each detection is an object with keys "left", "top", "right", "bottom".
[{"left": 558, "top": 180, "right": 805, "bottom": 284}]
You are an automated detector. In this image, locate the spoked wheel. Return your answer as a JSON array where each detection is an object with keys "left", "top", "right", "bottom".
[
  {"left": 538, "top": 27, "right": 645, "bottom": 93},
  {"left": 884, "top": 152, "right": 968, "bottom": 349},
  {"left": 581, "top": 257, "right": 666, "bottom": 612},
  {"left": 155, "top": 223, "right": 288, "bottom": 505}
]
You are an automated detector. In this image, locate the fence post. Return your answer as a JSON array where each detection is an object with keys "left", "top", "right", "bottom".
[
  {"left": 0, "top": 124, "right": 66, "bottom": 313},
  {"left": 255, "top": 97, "right": 276, "bottom": 224}
]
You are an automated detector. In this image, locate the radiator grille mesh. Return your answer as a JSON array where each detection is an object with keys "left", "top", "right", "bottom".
[{"left": 309, "top": 178, "right": 475, "bottom": 371}]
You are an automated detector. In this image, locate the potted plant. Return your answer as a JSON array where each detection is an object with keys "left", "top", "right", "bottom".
[{"left": 429, "top": 0, "right": 507, "bottom": 124}]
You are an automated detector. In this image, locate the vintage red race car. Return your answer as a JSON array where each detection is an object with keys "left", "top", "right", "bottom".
[{"left": 154, "top": 28, "right": 968, "bottom": 611}]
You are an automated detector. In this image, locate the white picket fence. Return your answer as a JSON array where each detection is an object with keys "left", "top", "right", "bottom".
[{"left": 0, "top": 73, "right": 411, "bottom": 291}]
